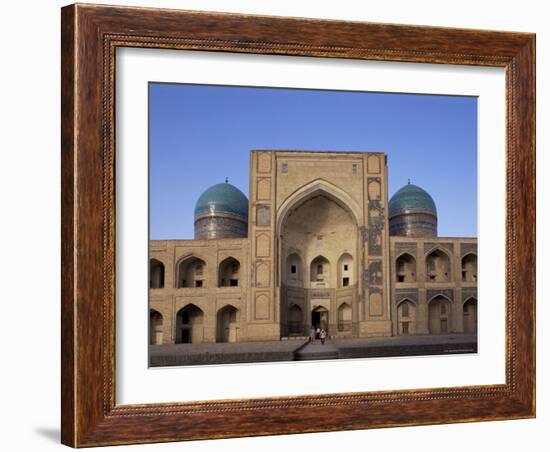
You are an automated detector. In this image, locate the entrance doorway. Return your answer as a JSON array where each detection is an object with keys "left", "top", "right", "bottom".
[{"left": 311, "top": 306, "right": 329, "bottom": 336}]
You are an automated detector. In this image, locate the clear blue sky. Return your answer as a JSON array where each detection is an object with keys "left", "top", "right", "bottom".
[{"left": 149, "top": 83, "right": 477, "bottom": 240}]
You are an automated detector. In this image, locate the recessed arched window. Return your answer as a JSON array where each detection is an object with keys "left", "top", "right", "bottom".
[
  {"left": 176, "top": 256, "right": 207, "bottom": 288},
  {"left": 218, "top": 257, "right": 240, "bottom": 287},
  {"left": 285, "top": 253, "right": 303, "bottom": 287},
  {"left": 149, "top": 258, "right": 165, "bottom": 288},
  {"left": 310, "top": 256, "right": 330, "bottom": 288},
  {"left": 461, "top": 253, "right": 477, "bottom": 282},
  {"left": 337, "top": 253, "right": 354, "bottom": 288},
  {"left": 425, "top": 249, "right": 451, "bottom": 282},
  {"left": 395, "top": 253, "right": 416, "bottom": 283}
]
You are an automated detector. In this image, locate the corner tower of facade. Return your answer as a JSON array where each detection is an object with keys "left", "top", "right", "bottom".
[
  {"left": 388, "top": 183, "right": 437, "bottom": 237},
  {"left": 194, "top": 181, "right": 249, "bottom": 239}
]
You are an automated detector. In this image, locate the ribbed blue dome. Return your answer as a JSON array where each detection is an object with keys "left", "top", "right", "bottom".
[
  {"left": 389, "top": 183, "right": 437, "bottom": 218},
  {"left": 194, "top": 182, "right": 249, "bottom": 219}
]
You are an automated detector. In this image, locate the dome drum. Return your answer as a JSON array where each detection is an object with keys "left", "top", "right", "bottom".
[
  {"left": 389, "top": 211, "right": 437, "bottom": 237},
  {"left": 194, "top": 212, "right": 248, "bottom": 240}
]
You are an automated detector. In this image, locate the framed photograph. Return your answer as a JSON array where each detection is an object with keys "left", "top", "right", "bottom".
[{"left": 61, "top": 3, "right": 535, "bottom": 447}]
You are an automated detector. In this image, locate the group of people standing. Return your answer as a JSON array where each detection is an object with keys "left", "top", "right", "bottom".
[{"left": 309, "top": 325, "right": 327, "bottom": 344}]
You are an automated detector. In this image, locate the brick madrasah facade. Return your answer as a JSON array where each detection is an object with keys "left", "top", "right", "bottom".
[{"left": 149, "top": 151, "right": 477, "bottom": 345}]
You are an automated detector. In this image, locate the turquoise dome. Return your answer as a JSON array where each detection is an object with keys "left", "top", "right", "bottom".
[
  {"left": 389, "top": 183, "right": 437, "bottom": 218},
  {"left": 194, "top": 182, "right": 249, "bottom": 219}
]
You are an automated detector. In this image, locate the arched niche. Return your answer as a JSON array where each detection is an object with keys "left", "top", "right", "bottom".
[
  {"left": 287, "top": 304, "right": 304, "bottom": 335},
  {"left": 463, "top": 297, "right": 478, "bottom": 333},
  {"left": 176, "top": 256, "right": 206, "bottom": 288},
  {"left": 217, "top": 305, "right": 239, "bottom": 343},
  {"left": 395, "top": 253, "right": 416, "bottom": 283},
  {"left": 396, "top": 299, "right": 416, "bottom": 335},
  {"left": 428, "top": 295, "right": 452, "bottom": 334},
  {"left": 462, "top": 253, "right": 477, "bottom": 282},
  {"left": 425, "top": 249, "right": 451, "bottom": 282},
  {"left": 337, "top": 253, "right": 354, "bottom": 288},
  {"left": 277, "top": 181, "right": 359, "bottom": 290},
  {"left": 149, "top": 258, "right": 165, "bottom": 288},
  {"left": 337, "top": 303, "right": 352, "bottom": 332},
  {"left": 175, "top": 304, "right": 204, "bottom": 344},
  {"left": 218, "top": 257, "right": 240, "bottom": 287},
  {"left": 149, "top": 309, "right": 163, "bottom": 345}
]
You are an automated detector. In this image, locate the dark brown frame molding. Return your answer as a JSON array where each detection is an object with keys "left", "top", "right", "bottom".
[{"left": 61, "top": 3, "right": 536, "bottom": 447}]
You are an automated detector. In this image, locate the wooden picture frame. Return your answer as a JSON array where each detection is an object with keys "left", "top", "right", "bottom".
[{"left": 61, "top": 3, "right": 535, "bottom": 447}]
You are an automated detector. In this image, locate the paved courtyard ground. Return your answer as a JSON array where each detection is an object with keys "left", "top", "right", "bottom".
[{"left": 149, "top": 334, "right": 477, "bottom": 367}]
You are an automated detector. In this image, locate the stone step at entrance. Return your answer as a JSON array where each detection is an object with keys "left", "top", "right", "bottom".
[{"left": 294, "top": 341, "right": 339, "bottom": 361}]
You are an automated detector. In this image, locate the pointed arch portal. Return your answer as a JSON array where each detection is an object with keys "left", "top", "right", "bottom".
[{"left": 276, "top": 179, "right": 362, "bottom": 232}]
